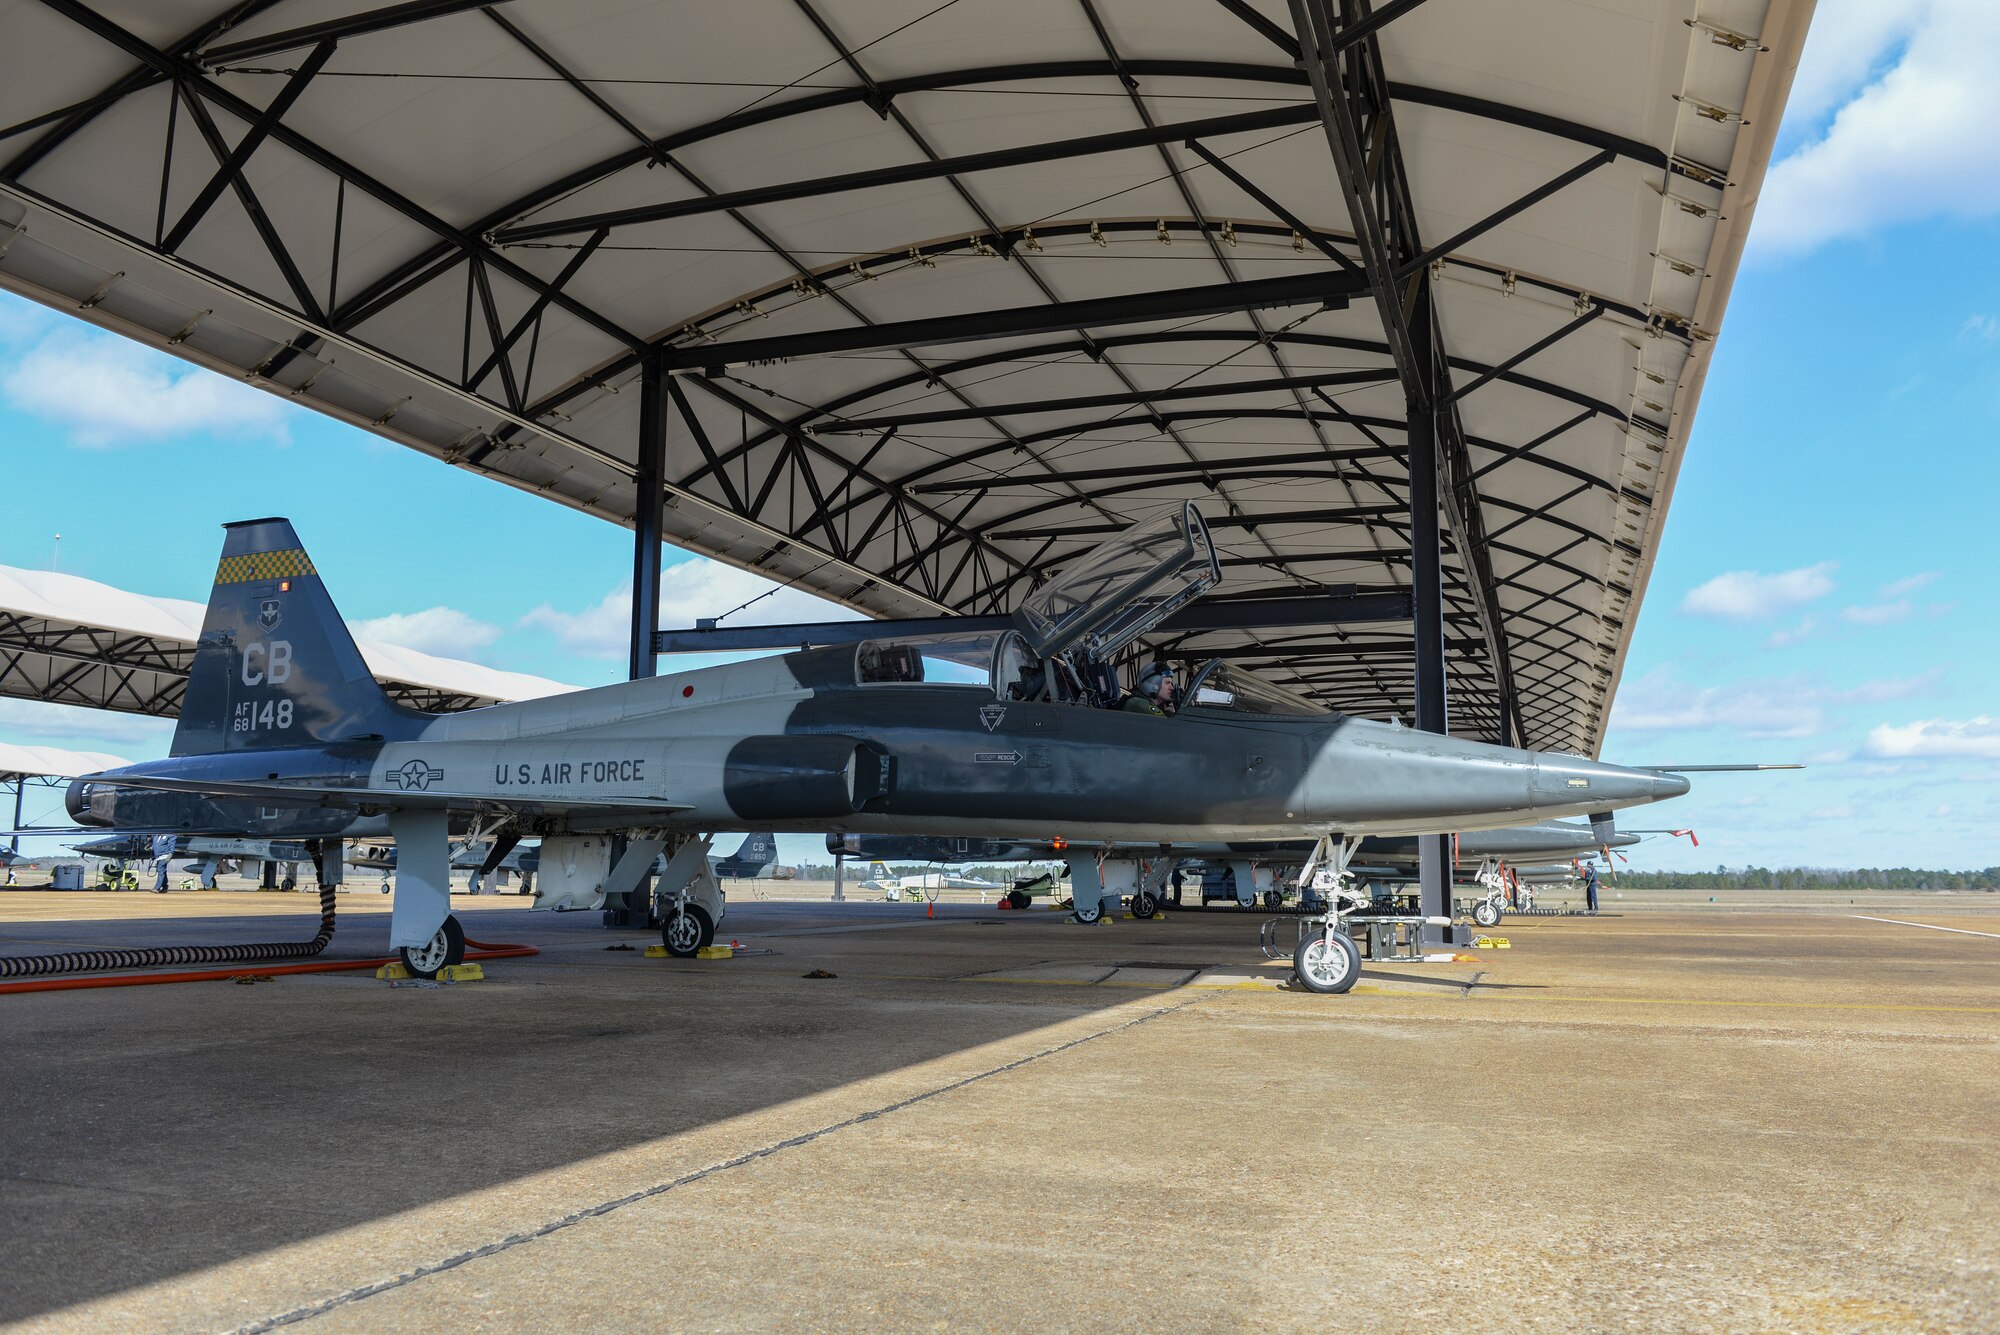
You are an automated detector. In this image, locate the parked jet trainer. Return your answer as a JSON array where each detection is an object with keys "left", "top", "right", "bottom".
[{"left": 67, "top": 507, "right": 1694, "bottom": 986}]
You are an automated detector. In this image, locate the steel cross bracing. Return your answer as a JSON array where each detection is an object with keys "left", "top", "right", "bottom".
[
  {"left": 0, "top": 1, "right": 1749, "bottom": 747},
  {"left": 0, "top": 612, "right": 493, "bottom": 717}
]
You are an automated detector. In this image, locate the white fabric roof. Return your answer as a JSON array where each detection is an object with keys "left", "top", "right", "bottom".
[
  {"left": 0, "top": 0, "right": 1816, "bottom": 751},
  {"left": 0, "top": 561, "right": 573, "bottom": 716},
  {"left": 0, "top": 739, "right": 130, "bottom": 782}
]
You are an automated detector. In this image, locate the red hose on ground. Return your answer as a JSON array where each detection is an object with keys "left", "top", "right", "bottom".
[{"left": 0, "top": 940, "right": 538, "bottom": 994}]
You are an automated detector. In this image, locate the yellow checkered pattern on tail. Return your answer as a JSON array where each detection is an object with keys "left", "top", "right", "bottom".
[{"left": 213, "top": 549, "right": 317, "bottom": 585}]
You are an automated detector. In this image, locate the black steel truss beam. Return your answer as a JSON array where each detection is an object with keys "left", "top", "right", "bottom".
[
  {"left": 172, "top": 82, "right": 326, "bottom": 322},
  {"left": 1398, "top": 150, "right": 1617, "bottom": 280},
  {"left": 1184, "top": 139, "right": 1362, "bottom": 272},
  {"left": 198, "top": 0, "right": 504, "bottom": 66},
  {"left": 491, "top": 101, "right": 1328, "bottom": 244},
  {"left": 1444, "top": 304, "right": 1607, "bottom": 407},
  {"left": 831, "top": 367, "right": 1394, "bottom": 432},
  {"left": 909, "top": 445, "right": 1401, "bottom": 494},
  {"left": 34, "top": 0, "right": 645, "bottom": 354},
  {"left": 669, "top": 268, "right": 1369, "bottom": 371},
  {"left": 992, "top": 504, "right": 1405, "bottom": 540},
  {"left": 1289, "top": 0, "right": 1542, "bottom": 750},
  {"left": 160, "top": 41, "right": 331, "bottom": 253},
  {"left": 653, "top": 588, "right": 1411, "bottom": 654}
]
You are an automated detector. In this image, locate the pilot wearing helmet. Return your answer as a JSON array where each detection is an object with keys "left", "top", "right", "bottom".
[{"left": 1122, "top": 661, "right": 1177, "bottom": 716}]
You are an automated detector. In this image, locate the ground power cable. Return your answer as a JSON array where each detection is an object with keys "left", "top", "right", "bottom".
[{"left": 0, "top": 887, "right": 537, "bottom": 989}]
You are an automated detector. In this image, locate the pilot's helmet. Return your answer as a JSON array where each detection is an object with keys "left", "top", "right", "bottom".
[{"left": 1136, "top": 661, "right": 1175, "bottom": 697}]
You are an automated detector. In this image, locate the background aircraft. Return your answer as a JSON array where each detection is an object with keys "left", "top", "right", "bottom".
[{"left": 856, "top": 860, "right": 1004, "bottom": 898}]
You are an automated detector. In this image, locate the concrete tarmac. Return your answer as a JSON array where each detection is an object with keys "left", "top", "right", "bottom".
[{"left": 2, "top": 890, "right": 1996, "bottom": 1332}]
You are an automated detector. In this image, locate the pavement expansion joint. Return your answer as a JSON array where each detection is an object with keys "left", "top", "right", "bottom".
[{"left": 224, "top": 991, "right": 1210, "bottom": 1334}]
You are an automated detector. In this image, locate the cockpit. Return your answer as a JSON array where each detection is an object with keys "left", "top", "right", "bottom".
[{"left": 844, "top": 502, "right": 1330, "bottom": 718}]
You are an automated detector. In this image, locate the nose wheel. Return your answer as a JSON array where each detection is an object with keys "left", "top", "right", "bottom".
[
  {"left": 399, "top": 914, "right": 466, "bottom": 979},
  {"left": 662, "top": 902, "right": 716, "bottom": 957},
  {"left": 1129, "top": 890, "right": 1160, "bottom": 919},
  {"left": 1472, "top": 898, "right": 1502, "bottom": 927},
  {"left": 1293, "top": 929, "right": 1360, "bottom": 994}
]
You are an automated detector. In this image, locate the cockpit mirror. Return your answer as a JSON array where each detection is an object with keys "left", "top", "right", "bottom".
[{"left": 1010, "top": 501, "right": 1220, "bottom": 659}]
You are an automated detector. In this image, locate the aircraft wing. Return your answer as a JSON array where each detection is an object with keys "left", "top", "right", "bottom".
[{"left": 79, "top": 773, "right": 695, "bottom": 816}]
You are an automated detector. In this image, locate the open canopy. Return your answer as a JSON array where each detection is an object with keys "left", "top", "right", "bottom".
[
  {"left": 1013, "top": 500, "right": 1219, "bottom": 658},
  {"left": 0, "top": 0, "right": 1813, "bottom": 751}
]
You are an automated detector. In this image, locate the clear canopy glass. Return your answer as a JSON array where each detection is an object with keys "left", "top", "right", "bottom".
[
  {"left": 1011, "top": 501, "right": 1220, "bottom": 659},
  {"left": 854, "top": 631, "right": 1000, "bottom": 689},
  {"left": 1182, "top": 659, "right": 1328, "bottom": 716}
]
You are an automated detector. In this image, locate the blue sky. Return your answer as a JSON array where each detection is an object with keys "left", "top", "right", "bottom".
[{"left": 3, "top": 2, "right": 1995, "bottom": 871}]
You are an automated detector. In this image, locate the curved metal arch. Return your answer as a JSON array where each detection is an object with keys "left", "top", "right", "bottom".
[
  {"left": 672, "top": 321, "right": 1622, "bottom": 495},
  {"left": 25, "top": 0, "right": 648, "bottom": 356},
  {"left": 339, "top": 56, "right": 1665, "bottom": 356}
]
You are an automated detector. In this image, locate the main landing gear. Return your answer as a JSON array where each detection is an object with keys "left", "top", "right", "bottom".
[
  {"left": 662, "top": 902, "right": 716, "bottom": 957},
  {"left": 400, "top": 914, "right": 466, "bottom": 979}
]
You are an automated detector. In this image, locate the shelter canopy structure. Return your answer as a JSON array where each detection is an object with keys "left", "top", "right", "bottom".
[
  {"left": 0, "top": 0, "right": 1811, "bottom": 751},
  {"left": 0, "top": 563, "right": 571, "bottom": 716}
]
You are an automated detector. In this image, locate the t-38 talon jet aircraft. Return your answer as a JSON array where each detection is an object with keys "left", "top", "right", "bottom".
[{"left": 65, "top": 505, "right": 1696, "bottom": 986}]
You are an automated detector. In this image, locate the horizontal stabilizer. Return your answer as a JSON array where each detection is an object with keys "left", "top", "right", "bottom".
[
  {"left": 81, "top": 774, "right": 694, "bottom": 815},
  {"left": 1642, "top": 764, "right": 1804, "bottom": 772}
]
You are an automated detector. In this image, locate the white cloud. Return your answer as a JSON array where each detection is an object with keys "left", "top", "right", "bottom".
[
  {"left": 1758, "top": 1, "right": 2000, "bottom": 254},
  {"left": 1880, "top": 572, "right": 1940, "bottom": 598},
  {"left": 1681, "top": 562, "right": 1836, "bottom": 621},
  {"left": 1611, "top": 668, "right": 1937, "bottom": 740},
  {"left": 1765, "top": 617, "right": 1819, "bottom": 648},
  {"left": 520, "top": 556, "right": 858, "bottom": 658},
  {"left": 1867, "top": 716, "right": 2000, "bottom": 759},
  {"left": 0, "top": 698, "right": 175, "bottom": 749},
  {"left": 0, "top": 326, "right": 292, "bottom": 447},
  {"left": 1779, "top": 2, "right": 1924, "bottom": 131},
  {"left": 1840, "top": 600, "right": 1912, "bottom": 626},
  {"left": 520, "top": 588, "right": 632, "bottom": 659},
  {"left": 0, "top": 292, "right": 57, "bottom": 346},
  {"left": 353, "top": 606, "right": 502, "bottom": 659},
  {"left": 1959, "top": 315, "right": 2000, "bottom": 344}
]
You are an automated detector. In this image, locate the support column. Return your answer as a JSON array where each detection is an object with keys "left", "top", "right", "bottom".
[
  {"left": 629, "top": 351, "right": 666, "bottom": 682},
  {"left": 10, "top": 779, "right": 22, "bottom": 856},
  {"left": 1408, "top": 293, "right": 1457, "bottom": 947},
  {"left": 612, "top": 352, "right": 667, "bottom": 927}
]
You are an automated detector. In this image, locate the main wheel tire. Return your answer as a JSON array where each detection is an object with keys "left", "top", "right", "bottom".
[
  {"left": 1473, "top": 900, "right": 1502, "bottom": 928},
  {"left": 1130, "top": 890, "right": 1159, "bottom": 919},
  {"left": 1294, "top": 930, "right": 1361, "bottom": 995},
  {"left": 400, "top": 914, "right": 466, "bottom": 979},
  {"left": 662, "top": 903, "right": 715, "bottom": 958},
  {"left": 1263, "top": 889, "right": 1284, "bottom": 911},
  {"left": 1073, "top": 900, "right": 1103, "bottom": 925}
]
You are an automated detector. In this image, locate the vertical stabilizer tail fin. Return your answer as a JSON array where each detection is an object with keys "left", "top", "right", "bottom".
[
  {"left": 171, "top": 518, "right": 425, "bottom": 756},
  {"left": 735, "top": 831, "right": 778, "bottom": 870}
]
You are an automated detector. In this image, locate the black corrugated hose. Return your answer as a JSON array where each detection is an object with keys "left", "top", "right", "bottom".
[{"left": 0, "top": 883, "right": 337, "bottom": 979}]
